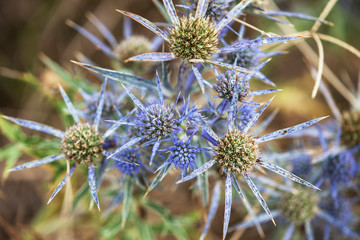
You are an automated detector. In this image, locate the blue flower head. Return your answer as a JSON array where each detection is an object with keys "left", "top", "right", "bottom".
[
  {"left": 224, "top": 43, "right": 262, "bottom": 69},
  {"left": 291, "top": 154, "right": 312, "bottom": 179},
  {"left": 114, "top": 149, "right": 141, "bottom": 175},
  {"left": 136, "top": 101, "right": 180, "bottom": 141},
  {"left": 214, "top": 70, "right": 250, "bottom": 101},
  {"left": 168, "top": 140, "right": 200, "bottom": 175},
  {"left": 323, "top": 151, "right": 357, "bottom": 184}
]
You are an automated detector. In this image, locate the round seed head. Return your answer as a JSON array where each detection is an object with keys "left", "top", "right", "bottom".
[
  {"left": 61, "top": 123, "right": 104, "bottom": 164},
  {"left": 115, "top": 35, "right": 153, "bottom": 71},
  {"left": 213, "top": 70, "right": 250, "bottom": 101},
  {"left": 115, "top": 149, "right": 140, "bottom": 175},
  {"left": 168, "top": 140, "right": 200, "bottom": 171},
  {"left": 136, "top": 102, "right": 179, "bottom": 141},
  {"left": 340, "top": 110, "right": 360, "bottom": 148},
  {"left": 214, "top": 130, "right": 259, "bottom": 175},
  {"left": 169, "top": 14, "right": 219, "bottom": 61},
  {"left": 281, "top": 188, "right": 319, "bottom": 225}
]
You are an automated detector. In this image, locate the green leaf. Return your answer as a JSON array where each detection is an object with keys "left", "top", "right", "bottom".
[
  {"left": 73, "top": 181, "right": 89, "bottom": 210},
  {"left": 0, "top": 143, "right": 22, "bottom": 179},
  {"left": 197, "top": 140, "right": 209, "bottom": 207},
  {"left": 0, "top": 116, "right": 26, "bottom": 142},
  {"left": 122, "top": 175, "right": 134, "bottom": 227},
  {"left": 144, "top": 200, "right": 188, "bottom": 240},
  {"left": 40, "top": 54, "right": 95, "bottom": 93},
  {"left": 71, "top": 61, "right": 157, "bottom": 90},
  {"left": 135, "top": 216, "right": 155, "bottom": 240}
]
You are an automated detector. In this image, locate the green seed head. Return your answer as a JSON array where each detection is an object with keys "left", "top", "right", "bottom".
[
  {"left": 61, "top": 123, "right": 104, "bottom": 164},
  {"left": 115, "top": 35, "right": 153, "bottom": 71},
  {"left": 169, "top": 14, "right": 219, "bottom": 61},
  {"left": 340, "top": 110, "right": 360, "bottom": 148},
  {"left": 214, "top": 130, "right": 259, "bottom": 175},
  {"left": 281, "top": 188, "right": 319, "bottom": 225}
]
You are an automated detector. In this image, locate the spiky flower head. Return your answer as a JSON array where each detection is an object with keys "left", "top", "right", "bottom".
[
  {"left": 291, "top": 155, "right": 312, "bottom": 179},
  {"left": 61, "top": 123, "right": 104, "bottom": 164},
  {"left": 136, "top": 102, "right": 179, "bottom": 141},
  {"left": 281, "top": 188, "right": 319, "bottom": 225},
  {"left": 223, "top": 44, "right": 262, "bottom": 69},
  {"left": 213, "top": 70, "right": 250, "bottom": 101},
  {"left": 214, "top": 130, "right": 259, "bottom": 175},
  {"left": 169, "top": 14, "right": 219, "bottom": 61},
  {"left": 340, "top": 110, "right": 360, "bottom": 147},
  {"left": 115, "top": 35, "right": 153, "bottom": 71},
  {"left": 323, "top": 151, "right": 356, "bottom": 184},
  {"left": 114, "top": 149, "right": 140, "bottom": 175},
  {"left": 168, "top": 140, "right": 200, "bottom": 172}
]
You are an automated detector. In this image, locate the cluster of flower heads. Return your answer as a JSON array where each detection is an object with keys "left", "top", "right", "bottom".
[{"left": 3, "top": 0, "right": 359, "bottom": 239}]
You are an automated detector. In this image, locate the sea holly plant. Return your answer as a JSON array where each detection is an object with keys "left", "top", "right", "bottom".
[
  {"left": 230, "top": 186, "right": 360, "bottom": 240},
  {"left": 1, "top": 79, "right": 127, "bottom": 210},
  {"left": 117, "top": 0, "right": 298, "bottom": 93},
  {"left": 177, "top": 96, "right": 326, "bottom": 239}
]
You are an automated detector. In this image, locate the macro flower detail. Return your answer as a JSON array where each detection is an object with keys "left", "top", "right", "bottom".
[
  {"left": 340, "top": 109, "right": 360, "bottom": 147},
  {"left": 136, "top": 102, "right": 179, "bottom": 141},
  {"left": 61, "top": 123, "right": 104, "bottom": 164},
  {"left": 213, "top": 70, "right": 250, "bottom": 101},
  {"left": 116, "top": 0, "right": 297, "bottom": 93},
  {"left": 1, "top": 79, "right": 121, "bottom": 210},
  {"left": 177, "top": 96, "right": 326, "bottom": 239},
  {"left": 281, "top": 188, "right": 319, "bottom": 225},
  {"left": 114, "top": 149, "right": 140, "bottom": 175},
  {"left": 169, "top": 14, "right": 219, "bottom": 61},
  {"left": 214, "top": 130, "right": 258, "bottom": 174},
  {"left": 168, "top": 140, "right": 200, "bottom": 174}
]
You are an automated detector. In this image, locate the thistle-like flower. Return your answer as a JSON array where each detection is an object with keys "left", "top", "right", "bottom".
[
  {"left": 2, "top": 79, "right": 123, "bottom": 210},
  {"left": 177, "top": 95, "right": 326, "bottom": 239},
  {"left": 231, "top": 186, "right": 359, "bottom": 240},
  {"left": 117, "top": 0, "right": 297, "bottom": 93},
  {"left": 107, "top": 73, "right": 192, "bottom": 165}
]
